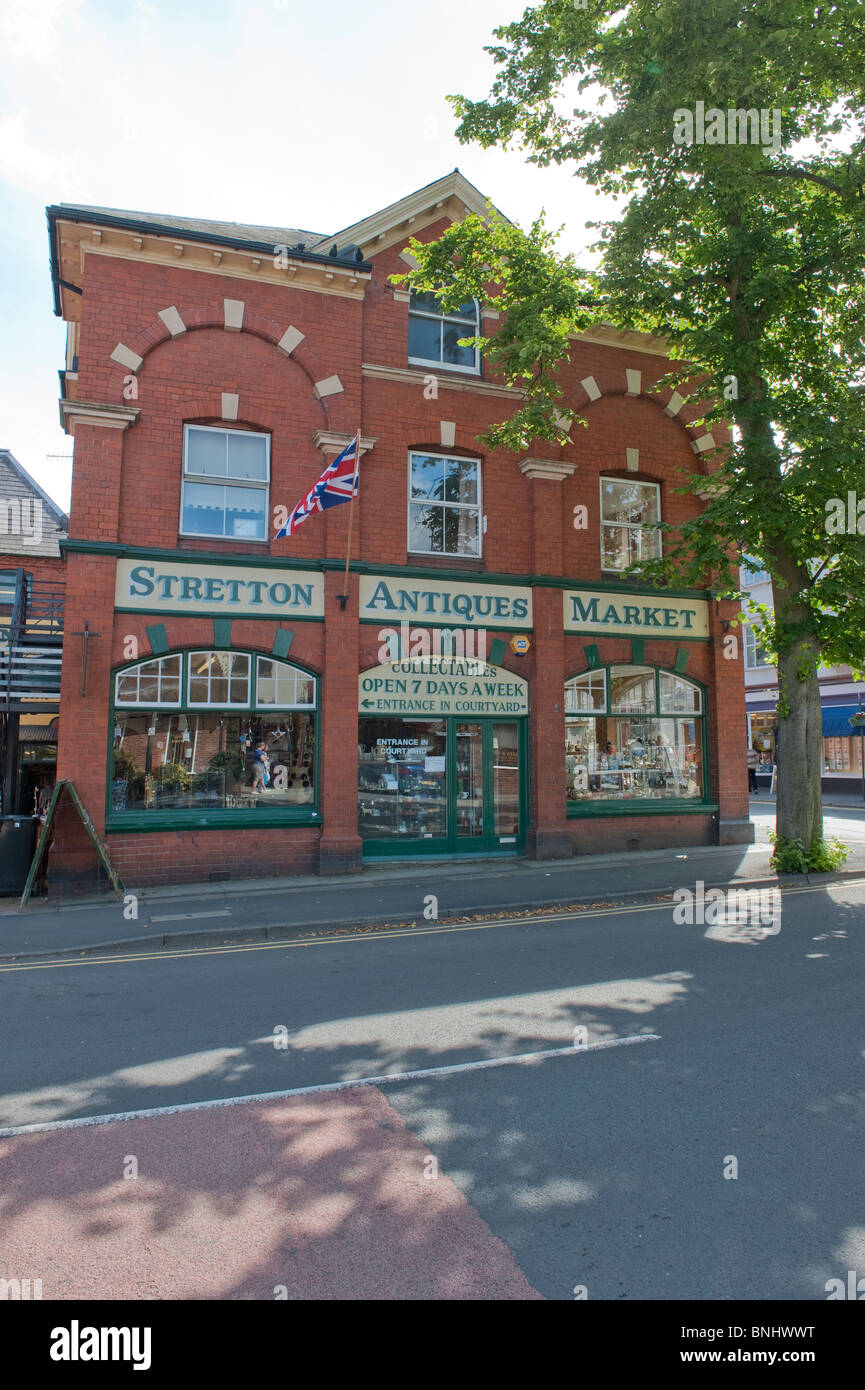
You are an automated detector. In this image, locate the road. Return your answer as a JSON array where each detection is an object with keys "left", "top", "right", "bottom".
[{"left": 1, "top": 872, "right": 863, "bottom": 1299}]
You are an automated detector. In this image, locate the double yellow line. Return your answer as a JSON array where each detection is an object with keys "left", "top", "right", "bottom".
[{"left": 1, "top": 877, "right": 862, "bottom": 974}]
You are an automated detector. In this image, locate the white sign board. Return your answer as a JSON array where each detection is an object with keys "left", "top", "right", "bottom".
[
  {"left": 359, "top": 658, "right": 529, "bottom": 717},
  {"left": 115, "top": 559, "right": 324, "bottom": 619}
]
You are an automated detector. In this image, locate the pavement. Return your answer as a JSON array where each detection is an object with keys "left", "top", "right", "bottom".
[
  {"left": 1, "top": 797, "right": 864, "bottom": 963},
  {"left": 0, "top": 1089, "right": 542, "bottom": 1300}
]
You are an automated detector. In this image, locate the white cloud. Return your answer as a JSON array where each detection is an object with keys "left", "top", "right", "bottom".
[
  {"left": 0, "top": 0, "right": 83, "bottom": 66},
  {"left": 0, "top": 111, "right": 77, "bottom": 196}
]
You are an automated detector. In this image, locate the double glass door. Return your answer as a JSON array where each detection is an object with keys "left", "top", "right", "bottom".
[{"left": 358, "top": 717, "right": 524, "bottom": 856}]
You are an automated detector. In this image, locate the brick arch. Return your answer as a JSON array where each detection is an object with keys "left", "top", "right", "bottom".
[
  {"left": 570, "top": 376, "right": 724, "bottom": 476},
  {"left": 359, "top": 636, "right": 387, "bottom": 670},
  {"left": 106, "top": 309, "right": 352, "bottom": 432}
]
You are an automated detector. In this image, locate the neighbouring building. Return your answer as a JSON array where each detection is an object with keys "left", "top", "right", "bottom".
[
  {"left": 740, "top": 558, "right": 865, "bottom": 793},
  {"left": 43, "top": 169, "right": 751, "bottom": 892},
  {"left": 0, "top": 449, "right": 67, "bottom": 816}
]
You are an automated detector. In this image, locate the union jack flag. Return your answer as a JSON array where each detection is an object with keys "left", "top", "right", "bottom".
[{"left": 275, "top": 434, "right": 359, "bottom": 538}]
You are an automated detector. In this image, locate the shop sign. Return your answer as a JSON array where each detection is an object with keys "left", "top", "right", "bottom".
[
  {"left": 115, "top": 560, "right": 325, "bottom": 619},
  {"left": 359, "top": 576, "right": 532, "bottom": 629},
  {"left": 563, "top": 588, "right": 709, "bottom": 639},
  {"left": 359, "top": 659, "right": 529, "bottom": 717}
]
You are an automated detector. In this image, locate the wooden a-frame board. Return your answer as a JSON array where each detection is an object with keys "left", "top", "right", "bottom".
[{"left": 18, "top": 779, "right": 125, "bottom": 910}]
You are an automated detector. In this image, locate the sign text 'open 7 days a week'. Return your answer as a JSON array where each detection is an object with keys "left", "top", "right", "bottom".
[{"left": 359, "top": 659, "right": 529, "bottom": 717}]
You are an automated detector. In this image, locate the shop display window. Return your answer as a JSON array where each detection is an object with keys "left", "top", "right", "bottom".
[
  {"left": 358, "top": 718, "right": 447, "bottom": 839},
  {"left": 565, "top": 666, "right": 705, "bottom": 804},
  {"left": 110, "top": 651, "right": 317, "bottom": 817}
]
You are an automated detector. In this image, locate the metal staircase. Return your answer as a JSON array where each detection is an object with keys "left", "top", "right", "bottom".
[{"left": 0, "top": 569, "right": 64, "bottom": 711}]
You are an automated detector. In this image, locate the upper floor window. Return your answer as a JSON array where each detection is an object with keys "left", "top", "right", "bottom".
[
  {"left": 740, "top": 557, "right": 770, "bottom": 586},
  {"left": 744, "top": 624, "right": 771, "bottom": 669},
  {"left": 600, "top": 478, "right": 661, "bottom": 572},
  {"left": 408, "top": 290, "right": 480, "bottom": 374},
  {"left": 181, "top": 425, "right": 269, "bottom": 541},
  {"left": 408, "top": 452, "right": 481, "bottom": 557}
]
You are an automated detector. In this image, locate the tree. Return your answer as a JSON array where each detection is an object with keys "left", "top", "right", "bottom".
[{"left": 398, "top": 0, "right": 865, "bottom": 859}]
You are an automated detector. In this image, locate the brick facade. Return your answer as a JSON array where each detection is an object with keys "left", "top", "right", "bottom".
[{"left": 45, "top": 173, "right": 751, "bottom": 892}]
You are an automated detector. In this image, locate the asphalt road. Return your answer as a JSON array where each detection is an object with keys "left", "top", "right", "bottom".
[{"left": 1, "top": 873, "right": 863, "bottom": 1300}]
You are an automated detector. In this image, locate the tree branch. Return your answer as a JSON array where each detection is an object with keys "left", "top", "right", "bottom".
[{"left": 753, "top": 167, "right": 845, "bottom": 194}]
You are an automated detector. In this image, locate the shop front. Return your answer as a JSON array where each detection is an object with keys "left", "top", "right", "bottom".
[{"left": 357, "top": 658, "right": 528, "bottom": 857}]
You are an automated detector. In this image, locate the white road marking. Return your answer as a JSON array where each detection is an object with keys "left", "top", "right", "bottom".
[
  {"left": 0, "top": 1033, "right": 661, "bottom": 1137},
  {"left": 150, "top": 909, "right": 232, "bottom": 922}
]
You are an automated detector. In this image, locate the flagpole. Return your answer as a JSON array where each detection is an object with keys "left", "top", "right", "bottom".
[{"left": 338, "top": 428, "right": 361, "bottom": 610}]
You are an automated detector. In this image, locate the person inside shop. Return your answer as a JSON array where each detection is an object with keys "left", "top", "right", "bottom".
[
  {"left": 250, "top": 741, "right": 270, "bottom": 794},
  {"left": 604, "top": 740, "right": 621, "bottom": 769}
]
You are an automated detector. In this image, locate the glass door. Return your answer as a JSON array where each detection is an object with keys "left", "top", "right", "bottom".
[
  {"left": 454, "top": 723, "right": 484, "bottom": 840},
  {"left": 453, "top": 720, "right": 524, "bottom": 853},
  {"left": 492, "top": 723, "right": 521, "bottom": 845}
]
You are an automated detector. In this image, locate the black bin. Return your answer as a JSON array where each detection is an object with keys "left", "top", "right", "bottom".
[{"left": 0, "top": 815, "right": 39, "bottom": 894}]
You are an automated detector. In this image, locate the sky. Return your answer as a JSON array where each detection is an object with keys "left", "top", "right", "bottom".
[{"left": 0, "top": 0, "right": 618, "bottom": 512}]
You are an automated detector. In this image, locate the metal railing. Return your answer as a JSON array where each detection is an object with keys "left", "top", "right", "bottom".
[
  {"left": 0, "top": 571, "right": 65, "bottom": 706},
  {"left": 0, "top": 645, "right": 63, "bottom": 701},
  {"left": 24, "top": 582, "right": 64, "bottom": 637}
]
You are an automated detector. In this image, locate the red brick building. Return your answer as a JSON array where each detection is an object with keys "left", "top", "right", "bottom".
[{"left": 45, "top": 170, "right": 751, "bottom": 891}]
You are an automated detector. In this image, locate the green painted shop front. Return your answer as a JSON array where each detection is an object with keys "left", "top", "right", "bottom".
[{"left": 357, "top": 658, "right": 529, "bottom": 858}]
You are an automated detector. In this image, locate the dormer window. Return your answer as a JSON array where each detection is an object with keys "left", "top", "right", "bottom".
[{"left": 408, "top": 291, "right": 480, "bottom": 374}]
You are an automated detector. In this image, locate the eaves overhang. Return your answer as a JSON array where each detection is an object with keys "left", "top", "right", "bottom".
[{"left": 47, "top": 204, "right": 372, "bottom": 317}]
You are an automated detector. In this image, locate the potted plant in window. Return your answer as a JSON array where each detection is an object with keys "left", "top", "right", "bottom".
[
  {"left": 112, "top": 746, "right": 144, "bottom": 810},
  {"left": 154, "top": 761, "right": 192, "bottom": 807},
  {"left": 207, "top": 748, "right": 244, "bottom": 805}
]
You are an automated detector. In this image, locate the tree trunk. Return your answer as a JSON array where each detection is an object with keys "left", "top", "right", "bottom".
[{"left": 774, "top": 623, "right": 824, "bottom": 848}]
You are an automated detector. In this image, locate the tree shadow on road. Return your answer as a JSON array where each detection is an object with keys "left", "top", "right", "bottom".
[{"left": 0, "top": 887, "right": 862, "bottom": 1300}]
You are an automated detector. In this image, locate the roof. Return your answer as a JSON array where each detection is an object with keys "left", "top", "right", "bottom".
[
  {"left": 0, "top": 451, "right": 68, "bottom": 558},
  {"left": 19, "top": 720, "right": 59, "bottom": 744},
  {"left": 60, "top": 204, "right": 328, "bottom": 251},
  {"left": 46, "top": 170, "right": 498, "bottom": 315},
  {"left": 323, "top": 169, "right": 508, "bottom": 253}
]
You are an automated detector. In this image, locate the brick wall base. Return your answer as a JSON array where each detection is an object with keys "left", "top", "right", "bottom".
[
  {"left": 48, "top": 826, "right": 321, "bottom": 893},
  {"left": 527, "top": 827, "right": 574, "bottom": 860},
  {"left": 568, "top": 814, "right": 715, "bottom": 856}
]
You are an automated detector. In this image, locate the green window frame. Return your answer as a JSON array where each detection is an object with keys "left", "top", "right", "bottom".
[
  {"left": 565, "top": 663, "right": 715, "bottom": 817},
  {"left": 107, "top": 648, "right": 321, "bottom": 831}
]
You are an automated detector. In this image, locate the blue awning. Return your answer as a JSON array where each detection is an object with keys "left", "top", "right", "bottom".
[{"left": 822, "top": 704, "right": 864, "bottom": 737}]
